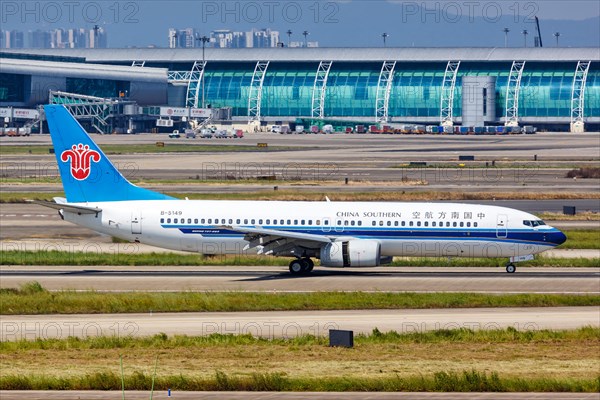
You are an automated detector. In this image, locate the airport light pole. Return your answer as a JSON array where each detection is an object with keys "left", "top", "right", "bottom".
[
  {"left": 302, "top": 30, "right": 309, "bottom": 47},
  {"left": 286, "top": 29, "right": 292, "bottom": 47},
  {"left": 554, "top": 32, "right": 560, "bottom": 47},
  {"left": 503, "top": 27, "right": 510, "bottom": 48},
  {"left": 382, "top": 32, "right": 388, "bottom": 47},
  {"left": 196, "top": 35, "right": 210, "bottom": 108},
  {"left": 522, "top": 29, "right": 528, "bottom": 47}
]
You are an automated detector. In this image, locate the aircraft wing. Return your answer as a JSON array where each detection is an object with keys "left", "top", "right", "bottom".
[{"left": 219, "top": 225, "right": 333, "bottom": 255}]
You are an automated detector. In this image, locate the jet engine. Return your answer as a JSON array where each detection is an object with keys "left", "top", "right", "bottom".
[{"left": 319, "top": 240, "right": 381, "bottom": 267}]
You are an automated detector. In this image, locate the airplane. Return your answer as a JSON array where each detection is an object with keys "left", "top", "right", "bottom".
[{"left": 36, "top": 105, "right": 567, "bottom": 275}]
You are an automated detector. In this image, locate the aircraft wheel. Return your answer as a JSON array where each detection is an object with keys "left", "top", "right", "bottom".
[
  {"left": 506, "top": 263, "right": 516, "bottom": 273},
  {"left": 289, "top": 259, "right": 305, "bottom": 275},
  {"left": 303, "top": 258, "right": 314, "bottom": 272}
]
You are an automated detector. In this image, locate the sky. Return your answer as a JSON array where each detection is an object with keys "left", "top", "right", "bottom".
[{"left": 1, "top": 0, "right": 599, "bottom": 47}]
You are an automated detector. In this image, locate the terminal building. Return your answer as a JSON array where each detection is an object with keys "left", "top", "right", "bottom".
[{"left": 1, "top": 47, "right": 598, "bottom": 132}]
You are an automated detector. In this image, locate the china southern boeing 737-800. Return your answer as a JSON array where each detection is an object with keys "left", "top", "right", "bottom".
[{"left": 38, "top": 105, "right": 566, "bottom": 274}]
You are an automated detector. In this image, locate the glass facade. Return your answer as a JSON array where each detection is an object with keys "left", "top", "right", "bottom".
[
  {"left": 188, "top": 61, "right": 599, "bottom": 121},
  {"left": 0, "top": 73, "right": 26, "bottom": 102},
  {"left": 66, "top": 77, "right": 130, "bottom": 99}
]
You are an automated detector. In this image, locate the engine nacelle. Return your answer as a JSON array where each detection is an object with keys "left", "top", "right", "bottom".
[{"left": 320, "top": 240, "right": 381, "bottom": 267}]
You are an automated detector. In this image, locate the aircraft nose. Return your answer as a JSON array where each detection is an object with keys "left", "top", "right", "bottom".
[{"left": 549, "top": 230, "right": 567, "bottom": 246}]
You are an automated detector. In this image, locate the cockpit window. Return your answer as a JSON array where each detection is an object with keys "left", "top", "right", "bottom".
[{"left": 524, "top": 219, "right": 546, "bottom": 227}]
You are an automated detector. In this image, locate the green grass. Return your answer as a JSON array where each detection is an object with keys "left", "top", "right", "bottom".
[
  {"left": 2, "top": 328, "right": 599, "bottom": 391},
  {"left": 2, "top": 327, "right": 598, "bottom": 351},
  {"left": 0, "top": 144, "right": 303, "bottom": 155},
  {"left": 558, "top": 230, "right": 600, "bottom": 249},
  {"left": 3, "top": 190, "right": 600, "bottom": 203},
  {"left": 1, "top": 370, "right": 598, "bottom": 392},
  {"left": 2, "top": 284, "right": 598, "bottom": 314},
  {"left": 1, "top": 248, "right": 598, "bottom": 267}
]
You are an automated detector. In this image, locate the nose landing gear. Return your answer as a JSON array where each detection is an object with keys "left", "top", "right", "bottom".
[{"left": 505, "top": 263, "right": 516, "bottom": 273}]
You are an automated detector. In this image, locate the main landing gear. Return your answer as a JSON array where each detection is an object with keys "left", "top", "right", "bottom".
[
  {"left": 289, "top": 258, "right": 314, "bottom": 275},
  {"left": 505, "top": 263, "right": 516, "bottom": 273}
]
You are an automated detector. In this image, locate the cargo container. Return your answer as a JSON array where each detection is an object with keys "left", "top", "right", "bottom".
[
  {"left": 443, "top": 125, "right": 454, "bottom": 134},
  {"left": 295, "top": 125, "right": 305, "bottom": 133},
  {"left": 355, "top": 125, "right": 366, "bottom": 133},
  {"left": 414, "top": 125, "right": 426, "bottom": 134},
  {"left": 474, "top": 126, "right": 485, "bottom": 135},
  {"left": 459, "top": 126, "right": 470, "bottom": 135},
  {"left": 310, "top": 125, "right": 320, "bottom": 133},
  {"left": 345, "top": 127, "right": 353, "bottom": 133}
]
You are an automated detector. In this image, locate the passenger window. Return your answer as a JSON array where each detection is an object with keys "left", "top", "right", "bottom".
[
  {"left": 379, "top": 221, "right": 384, "bottom": 226},
  {"left": 387, "top": 221, "right": 391, "bottom": 226},
  {"left": 308, "top": 220, "right": 312, "bottom": 225},
  {"left": 251, "top": 219, "right": 255, "bottom": 224},
  {"left": 160, "top": 218, "right": 164, "bottom": 223},
  {"left": 372, "top": 221, "right": 376, "bottom": 226},
  {"left": 208, "top": 219, "right": 212, "bottom": 224},
  {"left": 236, "top": 219, "right": 240, "bottom": 224},
  {"left": 244, "top": 219, "right": 248, "bottom": 224},
  {"left": 316, "top": 220, "right": 321, "bottom": 225},
  {"left": 432, "top": 222, "right": 436, "bottom": 227},
  {"left": 402, "top": 221, "right": 406, "bottom": 227},
  {"left": 194, "top": 219, "right": 198, "bottom": 224},
  {"left": 417, "top": 221, "right": 421, "bottom": 227},
  {"left": 229, "top": 219, "right": 233, "bottom": 224},
  {"left": 301, "top": 220, "right": 305, "bottom": 225},
  {"left": 344, "top": 220, "right": 349, "bottom": 226},
  {"left": 358, "top": 221, "right": 362, "bottom": 226},
  {"left": 446, "top": 222, "right": 451, "bottom": 227},
  {"left": 222, "top": 219, "right": 226, "bottom": 224},
  {"left": 167, "top": 218, "right": 171, "bottom": 223},
  {"left": 394, "top": 221, "right": 398, "bottom": 226},
  {"left": 201, "top": 219, "right": 205, "bottom": 224},
  {"left": 466, "top": 222, "right": 471, "bottom": 227},
  {"left": 453, "top": 222, "right": 457, "bottom": 227},
  {"left": 460, "top": 222, "right": 464, "bottom": 227},
  {"left": 294, "top": 220, "right": 298, "bottom": 225},
  {"left": 174, "top": 218, "right": 178, "bottom": 223},
  {"left": 287, "top": 220, "right": 291, "bottom": 225},
  {"left": 350, "top": 220, "right": 355, "bottom": 226},
  {"left": 259, "top": 219, "right": 263, "bottom": 224},
  {"left": 409, "top": 221, "right": 413, "bottom": 227},
  {"left": 474, "top": 222, "right": 478, "bottom": 227},
  {"left": 266, "top": 219, "right": 270, "bottom": 224}
]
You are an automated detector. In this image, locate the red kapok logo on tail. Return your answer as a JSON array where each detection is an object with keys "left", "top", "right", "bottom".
[{"left": 60, "top": 144, "right": 101, "bottom": 180}]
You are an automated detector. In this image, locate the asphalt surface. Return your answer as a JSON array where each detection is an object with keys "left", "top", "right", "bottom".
[
  {"left": 3, "top": 307, "right": 598, "bottom": 341},
  {"left": 1, "top": 391, "right": 598, "bottom": 400},
  {"left": 1, "top": 266, "right": 599, "bottom": 294},
  {"left": 2, "top": 132, "right": 599, "bottom": 192}
]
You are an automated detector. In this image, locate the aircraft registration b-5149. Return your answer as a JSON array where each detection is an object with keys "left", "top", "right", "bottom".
[{"left": 37, "top": 105, "right": 566, "bottom": 274}]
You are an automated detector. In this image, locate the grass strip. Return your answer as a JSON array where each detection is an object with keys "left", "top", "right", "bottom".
[
  {"left": 2, "top": 284, "right": 599, "bottom": 314},
  {"left": 1, "top": 250, "right": 598, "bottom": 267},
  {"left": 2, "top": 328, "right": 599, "bottom": 391},
  {"left": 3, "top": 327, "right": 599, "bottom": 350},
  {"left": 2, "top": 370, "right": 598, "bottom": 392},
  {"left": 557, "top": 230, "right": 600, "bottom": 249},
  {"left": 3, "top": 191, "right": 600, "bottom": 203}
]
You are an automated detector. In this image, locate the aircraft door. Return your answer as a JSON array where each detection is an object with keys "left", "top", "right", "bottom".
[
  {"left": 496, "top": 214, "right": 507, "bottom": 238},
  {"left": 131, "top": 211, "right": 142, "bottom": 235}
]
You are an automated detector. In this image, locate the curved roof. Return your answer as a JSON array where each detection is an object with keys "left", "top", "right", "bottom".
[
  {"left": 3, "top": 47, "right": 599, "bottom": 63},
  {"left": 0, "top": 57, "right": 168, "bottom": 82}
]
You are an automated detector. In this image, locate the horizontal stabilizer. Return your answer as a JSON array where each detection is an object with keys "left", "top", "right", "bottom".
[{"left": 30, "top": 200, "right": 102, "bottom": 215}]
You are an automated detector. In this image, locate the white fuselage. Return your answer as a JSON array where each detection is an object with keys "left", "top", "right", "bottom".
[{"left": 62, "top": 200, "right": 563, "bottom": 263}]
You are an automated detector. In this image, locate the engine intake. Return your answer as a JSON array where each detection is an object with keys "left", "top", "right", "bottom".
[{"left": 320, "top": 240, "right": 381, "bottom": 267}]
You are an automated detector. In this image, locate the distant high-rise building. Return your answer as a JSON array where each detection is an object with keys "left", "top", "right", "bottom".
[
  {"left": 168, "top": 28, "right": 196, "bottom": 48},
  {"left": 88, "top": 26, "right": 107, "bottom": 48},
  {"left": 2, "top": 30, "right": 24, "bottom": 48},
  {"left": 28, "top": 29, "right": 51, "bottom": 48}
]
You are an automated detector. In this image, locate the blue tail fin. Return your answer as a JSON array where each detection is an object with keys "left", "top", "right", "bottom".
[{"left": 44, "top": 105, "right": 174, "bottom": 203}]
